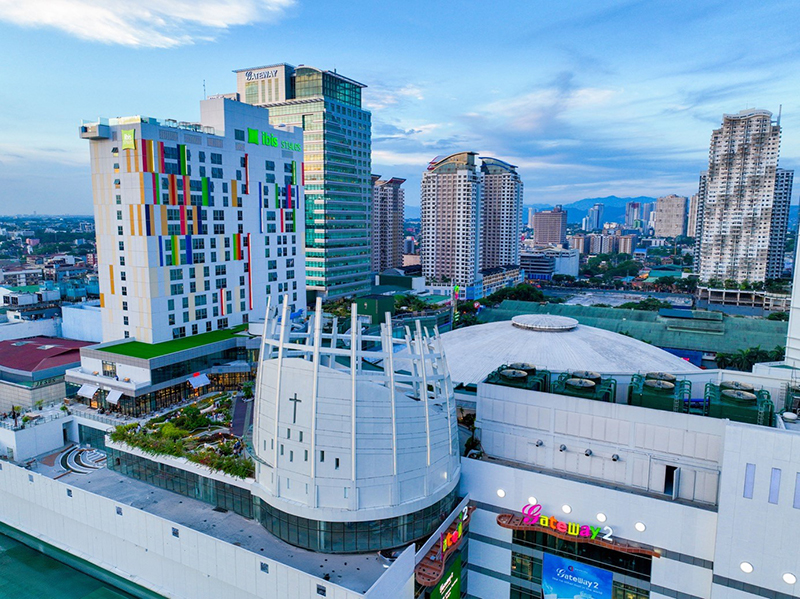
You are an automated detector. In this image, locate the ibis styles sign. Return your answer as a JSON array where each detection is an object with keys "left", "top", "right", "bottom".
[{"left": 247, "top": 128, "right": 301, "bottom": 152}]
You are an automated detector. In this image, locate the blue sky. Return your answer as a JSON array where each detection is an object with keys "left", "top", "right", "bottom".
[{"left": 0, "top": 0, "right": 798, "bottom": 214}]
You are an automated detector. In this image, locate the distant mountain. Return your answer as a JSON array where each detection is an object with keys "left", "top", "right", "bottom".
[{"left": 524, "top": 196, "right": 657, "bottom": 225}]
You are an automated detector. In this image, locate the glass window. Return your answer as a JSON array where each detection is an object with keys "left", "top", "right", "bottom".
[
  {"left": 769, "top": 468, "right": 781, "bottom": 504},
  {"left": 743, "top": 463, "right": 756, "bottom": 499}
]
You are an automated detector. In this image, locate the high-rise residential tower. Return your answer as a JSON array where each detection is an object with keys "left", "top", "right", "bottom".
[
  {"left": 420, "top": 152, "right": 481, "bottom": 286},
  {"left": 687, "top": 193, "right": 699, "bottom": 239},
  {"left": 694, "top": 109, "right": 794, "bottom": 283},
  {"left": 78, "top": 98, "right": 306, "bottom": 344},
  {"left": 235, "top": 63, "right": 372, "bottom": 299},
  {"left": 480, "top": 157, "right": 523, "bottom": 268},
  {"left": 653, "top": 194, "right": 688, "bottom": 238},
  {"left": 582, "top": 203, "right": 604, "bottom": 231},
  {"left": 370, "top": 175, "right": 405, "bottom": 272},
  {"left": 532, "top": 206, "right": 567, "bottom": 247}
]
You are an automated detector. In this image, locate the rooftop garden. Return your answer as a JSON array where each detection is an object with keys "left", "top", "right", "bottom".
[
  {"left": 109, "top": 393, "right": 254, "bottom": 479},
  {"left": 98, "top": 324, "right": 249, "bottom": 359}
]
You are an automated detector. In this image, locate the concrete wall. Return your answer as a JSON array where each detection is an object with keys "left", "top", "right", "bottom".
[
  {"left": 0, "top": 415, "right": 68, "bottom": 461},
  {"left": 478, "top": 383, "right": 725, "bottom": 505},
  {"left": 0, "top": 380, "right": 67, "bottom": 413},
  {"left": 712, "top": 423, "right": 800, "bottom": 597},
  {"left": 61, "top": 304, "right": 103, "bottom": 342},
  {"left": 0, "top": 461, "right": 372, "bottom": 599},
  {"left": 0, "top": 318, "right": 59, "bottom": 341},
  {"left": 461, "top": 458, "right": 717, "bottom": 599}
]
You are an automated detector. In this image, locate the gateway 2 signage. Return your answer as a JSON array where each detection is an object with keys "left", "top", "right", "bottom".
[{"left": 522, "top": 503, "right": 614, "bottom": 542}]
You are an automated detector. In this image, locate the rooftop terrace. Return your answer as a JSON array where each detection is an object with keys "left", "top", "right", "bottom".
[
  {"left": 42, "top": 465, "right": 389, "bottom": 594},
  {"left": 97, "top": 325, "right": 249, "bottom": 360}
]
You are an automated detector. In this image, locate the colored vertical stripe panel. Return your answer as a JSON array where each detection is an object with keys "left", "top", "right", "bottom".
[
  {"left": 219, "top": 289, "right": 225, "bottom": 315},
  {"left": 196, "top": 205, "right": 203, "bottom": 234},
  {"left": 291, "top": 160, "right": 297, "bottom": 185},
  {"left": 201, "top": 177, "right": 209, "bottom": 206},
  {"left": 292, "top": 208, "right": 296, "bottom": 233},
  {"left": 169, "top": 175, "right": 177, "bottom": 205},
  {"left": 151, "top": 173, "right": 158, "bottom": 204},
  {"left": 231, "top": 180, "right": 238, "bottom": 207},
  {"left": 139, "top": 173, "right": 145, "bottom": 204},
  {"left": 280, "top": 209, "right": 284, "bottom": 233},
  {"left": 192, "top": 209, "right": 199, "bottom": 235},
  {"left": 179, "top": 144, "right": 187, "bottom": 176},
  {"left": 180, "top": 205, "right": 186, "bottom": 235},
  {"left": 287, "top": 184, "right": 292, "bottom": 210},
  {"left": 301, "top": 162, "right": 305, "bottom": 186},
  {"left": 141, "top": 139, "right": 149, "bottom": 172},
  {"left": 244, "top": 154, "right": 249, "bottom": 191},
  {"left": 137, "top": 205, "right": 143, "bottom": 236},
  {"left": 160, "top": 206, "right": 168, "bottom": 235},
  {"left": 275, "top": 184, "right": 279, "bottom": 209},
  {"left": 247, "top": 233, "right": 253, "bottom": 310},
  {"left": 158, "top": 237, "right": 164, "bottom": 266},
  {"left": 258, "top": 184, "right": 264, "bottom": 233},
  {"left": 145, "top": 205, "right": 152, "bottom": 236},
  {"left": 159, "top": 141, "right": 165, "bottom": 173},
  {"left": 109, "top": 265, "right": 115, "bottom": 295},
  {"left": 183, "top": 175, "right": 190, "bottom": 206},
  {"left": 185, "top": 235, "right": 193, "bottom": 265},
  {"left": 171, "top": 236, "right": 179, "bottom": 266},
  {"left": 128, "top": 205, "right": 136, "bottom": 236}
]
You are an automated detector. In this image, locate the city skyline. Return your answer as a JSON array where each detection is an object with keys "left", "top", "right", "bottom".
[{"left": 1, "top": 1, "right": 799, "bottom": 214}]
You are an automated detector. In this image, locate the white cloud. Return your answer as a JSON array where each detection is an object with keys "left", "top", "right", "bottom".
[
  {"left": 364, "top": 84, "right": 425, "bottom": 111},
  {"left": 372, "top": 149, "right": 441, "bottom": 166},
  {"left": 0, "top": 0, "right": 294, "bottom": 48}
]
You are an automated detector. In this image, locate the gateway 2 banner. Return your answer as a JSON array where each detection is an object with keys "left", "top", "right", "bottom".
[{"left": 542, "top": 554, "right": 613, "bottom": 599}]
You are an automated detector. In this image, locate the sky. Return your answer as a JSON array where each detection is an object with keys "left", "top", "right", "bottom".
[{"left": 0, "top": 0, "right": 799, "bottom": 215}]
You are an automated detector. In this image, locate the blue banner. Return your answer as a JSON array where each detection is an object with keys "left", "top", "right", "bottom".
[{"left": 541, "top": 554, "right": 613, "bottom": 599}]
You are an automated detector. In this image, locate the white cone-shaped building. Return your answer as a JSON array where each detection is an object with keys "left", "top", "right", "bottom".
[{"left": 251, "top": 297, "right": 461, "bottom": 553}]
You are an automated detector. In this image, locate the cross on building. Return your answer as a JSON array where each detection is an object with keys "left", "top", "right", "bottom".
[{"left": 289, "top": 393, "right": 302, "bottom": 424}]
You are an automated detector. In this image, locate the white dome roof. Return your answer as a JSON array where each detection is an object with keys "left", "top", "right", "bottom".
[{"left": 401, "top": 315, "right": 698, "bottom": 386}]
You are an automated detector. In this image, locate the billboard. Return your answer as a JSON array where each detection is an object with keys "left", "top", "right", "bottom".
[
  {"left": 541, "top": 554, "right": 613, "bottom": 599},
  {"left": 430, "top": 554, "right": 461, "bottom": 599}
]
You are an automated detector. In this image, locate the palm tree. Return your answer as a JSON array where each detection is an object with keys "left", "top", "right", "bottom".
[
  {"left": 715, "top": 353, "right": 732, "bottom": 370},
  {"left": 769, "top": 346, "right": 786, "bottom": 362}
]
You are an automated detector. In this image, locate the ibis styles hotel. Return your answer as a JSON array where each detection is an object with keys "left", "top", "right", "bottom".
[{"left": 66, "top": 98, "right": 306, "bottom": 415}]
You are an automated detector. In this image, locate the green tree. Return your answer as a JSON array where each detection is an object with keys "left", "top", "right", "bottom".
[
  {"left": 617, "top": 297, "right": 672, "bottom": 311},
  {"left": 766, "top": 312, "right": 789, "bottom": 321}
]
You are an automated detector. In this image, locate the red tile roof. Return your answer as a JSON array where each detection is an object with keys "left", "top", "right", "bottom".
[{"left": 0, "top": 337, "right": 90, "bottom": 373}]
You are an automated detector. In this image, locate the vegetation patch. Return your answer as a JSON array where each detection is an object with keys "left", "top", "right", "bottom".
[{"left": 109, "top": 396, "right": 254, "bottom": 479}]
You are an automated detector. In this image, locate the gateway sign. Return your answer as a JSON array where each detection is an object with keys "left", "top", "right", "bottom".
[{"left": 245, "top": 69, "right": 278, "bottom": 81}]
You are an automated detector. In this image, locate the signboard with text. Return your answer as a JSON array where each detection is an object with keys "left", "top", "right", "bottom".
[
  {"left": 541, "top": 554, "right": 613, "bottom": 599},
  {"left": 430, "top": 555, "right": 461, "bottom": 599}
]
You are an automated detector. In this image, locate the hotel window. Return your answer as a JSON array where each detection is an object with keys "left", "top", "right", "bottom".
[
  {"left": 116, "top": 210, "right": 122, "bottom": 220},
  {"left": 122, "top": 302, "right": 127, "bottom": 311},
  {"left": 102, "top": 361, "right": 116, "bottom": 378}
]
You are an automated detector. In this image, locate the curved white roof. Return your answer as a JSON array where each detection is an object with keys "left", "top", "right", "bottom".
[{"left": 399, "top": 315, "right": 699, "bottom": 386}]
